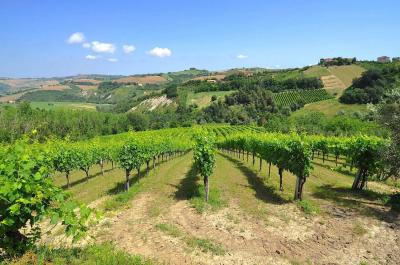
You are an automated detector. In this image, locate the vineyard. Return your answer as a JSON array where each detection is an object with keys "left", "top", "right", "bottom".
[
  {"left": 272, "top": 88, "right": 333, "bottom": 106},
  {"left": 0, "top": 125, "right": 398, "bottom": 264}
]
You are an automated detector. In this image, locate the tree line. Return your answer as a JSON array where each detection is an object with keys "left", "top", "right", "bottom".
[
  {"left": 178, "top": 74, "right": 323, "bottom": 93},
  {"left": 340, "top": 65, "right": 400, "bottom": 104}
]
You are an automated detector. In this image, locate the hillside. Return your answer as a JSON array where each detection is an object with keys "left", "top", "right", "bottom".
[
  {"left": 292, "top": 98, "right": 368, "bottom": 117},
  {"left": 0, "top": 64, "right": 370, "bottom": 120}
]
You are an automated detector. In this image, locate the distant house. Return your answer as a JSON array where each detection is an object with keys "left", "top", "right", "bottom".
[
  {"left": 319, "top": 58, "right": 334, "bottom": 64},
  {"left": 319, "top": 57, "right": 356, "bottom": 66},
  {"left": 206, "top": 79, "right": 217, "bottom": 83},
  {"left": 377, "top": 56, "right": 391, "bottom": 63},
  {"left": 393, "top": 57, "right": 400, "bottom": 62}
]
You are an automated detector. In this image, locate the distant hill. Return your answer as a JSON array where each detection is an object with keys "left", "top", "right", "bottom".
[{"left": 0, "top": 64, "right": 373, "bottom": 115}]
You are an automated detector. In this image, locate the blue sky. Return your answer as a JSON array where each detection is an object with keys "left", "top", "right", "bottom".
[{"left": 1, "top": 0, "right": 399, "bottom": 77}]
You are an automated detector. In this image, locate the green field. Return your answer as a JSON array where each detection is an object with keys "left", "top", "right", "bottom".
[
  {"left": 303, "top": 65, "right": 330, "bottom": 78},
  {"left": 29, "top": 101, "right": 108, "bottom": 111},
  {"left": 327, "top": 65, "right": 365, "bottom": 87},
  {"left": 187, "top": 91, "right": 235, "bottom": 108},
  {"left": 292, "top": 98, "right": 368, "bottom": 117}
]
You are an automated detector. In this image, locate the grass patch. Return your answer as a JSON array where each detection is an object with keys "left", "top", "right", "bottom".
[
  {"left": 155, "top": 223, "right": 182, "bottom": 238},
  {"left": 353, "top": 222, "right": 367, "bottom": 236},
  {"left": 327, "top": 65, "right": 365, "bottom": 87},
  {"left": 186, "top": 238, "right": 225, "bottom": 255},
  {"left": 155, "top": 223, "right": 225, "bottom": 256},
  {"left": 189, "top": 185, "right": 226, "bottom": 213},
  {"left": 296, "top": 199, "right": 320, "bottom": 215},
  {"left": 175, "top": 166, "right": 227, "bottom": 214},
  {"left": 292, "top": 98, "right": 367, "bottom": 118},
  {"left": 1, "top": 243, "right": 154, "bottom": 265},
  {"left": 226, "top": 213, "right": 240, "bottom": 224},
  {"left": 102, "top": 183, "right": 144, "bottom": 211}
]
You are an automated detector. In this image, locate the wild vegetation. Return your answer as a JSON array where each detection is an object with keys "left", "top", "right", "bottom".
[{"left": 340, "top": 64, "right": 400, "bottom": 104}]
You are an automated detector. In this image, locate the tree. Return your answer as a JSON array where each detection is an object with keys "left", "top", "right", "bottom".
[
  {"left": 127, "top": 112, "right": 149, "bottom": 131},
  {"left": 378, "top": 103, "right": 400, "bottom": 181},
  {"left": 165, "top": 84, "right": 178, "bottom": 98},
  {"left": 193, "top": 134, "right": 216, "bottom": 202},
  {"left": 0, "top": 140, "right": 91, "bottom": 256}
]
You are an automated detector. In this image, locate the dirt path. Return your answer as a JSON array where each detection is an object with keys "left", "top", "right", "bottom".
[{"left": 90, "top": 153, "right": 399, "bottom": 265}]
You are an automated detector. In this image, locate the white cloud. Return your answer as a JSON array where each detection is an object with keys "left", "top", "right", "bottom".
[
  {"left": 85, "top": 55, "right": 97, "bottom": 60},
  {"left": 148, "top": 47, "right": 172, "bottom": 58},
  {"left": 68, "top": 32, "right": 85, "bottom": 44},
  {"left": 123, "top": 45, "right": 136, "bottom": 54},
  {"left": 108, "top": 58, "right": 118, "bottom": 62},
  {"left": 82, "top": 42, "right": 91, "bottom": 49},
  {"left": 91, "top": 41, "right": 116, "bottom": 53},
  {"left": 237, "top": 54, "right": 248, "bottom": 59}
]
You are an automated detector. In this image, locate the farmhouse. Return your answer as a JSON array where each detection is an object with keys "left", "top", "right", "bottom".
[
  {"left": 377, "top": 56, "right": 391, "bottom": 63},
  {"left": 319, "top": 58, "right": 335, "bottom": 64}
]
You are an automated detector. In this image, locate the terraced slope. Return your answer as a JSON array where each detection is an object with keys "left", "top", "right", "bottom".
[{"left": 328, "top": 65, "right": 365, "bottom": 87}]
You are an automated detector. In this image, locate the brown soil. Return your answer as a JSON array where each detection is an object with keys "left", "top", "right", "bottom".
[
  {"left": 192, "top": 74, "right": 226, "bottom": 81},
  {"left": 87, "top": 165, "right": 400, "bottom": 264},
  {"left": 321, "top": 75, "right": 346, "bottom": 90},
  {"left": 73, "top": 78, "right": 102, "bottom": 84},
  {"left": 115, "top": 76, "right": 167, "bottom": 84}
]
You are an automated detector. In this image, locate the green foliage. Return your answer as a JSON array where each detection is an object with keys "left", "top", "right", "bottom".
[
  {"left": 118, "top": 141, "right": 144, "bottom": 171},
  {"left": 186, "top": 238, "right": 225, "bottom": 255},
  {"left": 20, "top": 90, "right": 84, "bottom": 102},
  {"left": 2, "top": 243, "right": 154, "bottom": 265},
  {"left": 189, "top": 186, "right": 226, "bottom": 213},
  {"left": 98, "top": 81, "right": 135, "bottom": 92},
  {"left": 0, "top": 103, "right": 132, "bottom": 143},
  {"left": 273, "top": 89, "right": 333, "bottom": 109},
  {"left": 319, "top": 57, "right": 356, "bottom": 66},
  {"left": 296, "top": 199, "right": 320, "bottom": 215},
  {"left": 0, "top": 140, "right": 91, "bottom": 256},
  {"left": 264, "top": 112, "right": 388, "bottom": 137},
  {"left": 165, "top": 84, "right": 179, "bottom": 98},
  {"left": 52, "top": 143, "right": 79, "bottom": 176},
  {"left": 224, "top": 72, "right": 323, "bottom": 92},
  {"left": 155, "top": 223, "right": 182, "bottom": 237},
  {"left": 340, "top": 65, "right": 400, "bottom": 104},
  {"left": 155, "top": 222, "right": 225, "bottom": 255},
  {"left": 193, "top": 134, "right": 216, "bottom": 179}
]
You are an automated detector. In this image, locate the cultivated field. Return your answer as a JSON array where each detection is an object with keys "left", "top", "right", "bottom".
[
  {"left": 12, "top": 126, "right": 394, "bottom": 265},
  {"left": 28, "top": 101, "right": 104, "bottom": 111},
  {"left": 115, "top": 75, "right": 167, "bottom": 84},
  {"left": 45, "top": 150, "right": 399, "bottom": 265},
  {"left": 192, "top": 74, "right": 226, "bottom": 81}
]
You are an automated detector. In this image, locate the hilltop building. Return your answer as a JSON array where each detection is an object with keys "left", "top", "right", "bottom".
[
  {"left": 319, "top": 57, "right": 356, "bottom": 66},
  {"left": 377, "top": 56, "right": 391, "bottom": 63},
  {"left": 319, "top": 58, "right": 334, "bottom": 64}
]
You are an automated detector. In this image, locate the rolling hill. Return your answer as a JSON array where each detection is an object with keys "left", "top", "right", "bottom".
[{"left": 0, "top": 64, "right": 370, "bottom": 116}]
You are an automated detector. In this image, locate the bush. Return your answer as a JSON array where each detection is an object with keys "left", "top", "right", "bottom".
[{"left": 0, "top": 140, "right": 91, "bottom": 256}]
